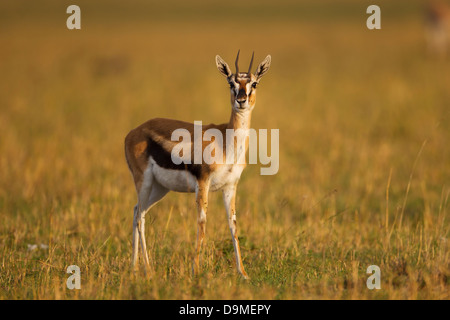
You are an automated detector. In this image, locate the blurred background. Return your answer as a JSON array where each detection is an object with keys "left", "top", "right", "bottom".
[{"left": 0, "top": 0, "right": 448, "bottom": 299}]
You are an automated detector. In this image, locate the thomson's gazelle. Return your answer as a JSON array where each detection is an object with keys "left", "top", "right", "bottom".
[
  {"left": 124, "top": 51, "right": 271, "bottom": 279},
  {"left": 425, "top": 0, "right": 450, "bottom": 57}
]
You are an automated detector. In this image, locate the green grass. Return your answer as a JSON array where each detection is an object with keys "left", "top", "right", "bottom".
[{"left": 0, "top": 0, "right": 448, "bottom": 299}]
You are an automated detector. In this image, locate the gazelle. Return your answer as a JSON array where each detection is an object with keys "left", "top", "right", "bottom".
[
  {"left": 425, "top": 0, "right": 450, "bottom": 57},
  {"left": 124, "top": 51, "right": 271, "bottom": 279}
]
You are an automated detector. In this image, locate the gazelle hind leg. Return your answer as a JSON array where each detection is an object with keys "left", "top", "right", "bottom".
[
  {"left": 136, "top": 168, "right": 169, "bottom": 276},
  {"left": 139, "top": 182, "right": 169, "bottom": 276},
  {"left": 222, "top": 185, "right": 249, "bottom": 279},
  {"left": 131, "top": 165, "right": 154, "bottom": 274},
  {"left": 133, "top": 165, "right": 154, "bottom": 274},
  {"left": 131, "top": 204, "right": 140, "bottom": 271},
  {"left": 137, "top": 210, "right": 151, "bottom": 275}
]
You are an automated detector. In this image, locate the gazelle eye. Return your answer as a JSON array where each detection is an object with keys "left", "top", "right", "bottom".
[{"left": 251, "top": 82, "right": 258, "bottom": 88}]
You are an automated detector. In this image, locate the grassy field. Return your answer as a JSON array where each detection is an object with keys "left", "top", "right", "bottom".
[{"left": 0, "top": 0, "right": 449, "bottom": 299}]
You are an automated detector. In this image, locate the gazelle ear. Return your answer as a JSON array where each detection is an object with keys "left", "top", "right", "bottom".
[
  {"left": 255, "top": 55, "right": 271, "bottom": 80},
  {"left": 215, "top": 55, "right": 232, "bottom": 78}
]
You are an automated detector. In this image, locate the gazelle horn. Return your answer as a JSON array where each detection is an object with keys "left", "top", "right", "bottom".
[
  {"left": 247, "top": 51, "right": 254, "bottom": 75},
  {"left": 235, "top": 49, "right": 240, "bottom": 77}
]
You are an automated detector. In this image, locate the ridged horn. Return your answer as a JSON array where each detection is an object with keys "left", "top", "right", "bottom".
[
  {"left": 235, "top": 49, "right": 240, "bottom": 77},
  {"left": 247, "top": 51, "right": 254, "bottom": 74}
]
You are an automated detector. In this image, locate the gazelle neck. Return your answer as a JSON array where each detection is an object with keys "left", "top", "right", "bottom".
[
  {"left": 226, "top": 109, "right": 253, "bottom": 165},
  {"left": 227, "top": 109, "right": 252, "bottom": 131}
]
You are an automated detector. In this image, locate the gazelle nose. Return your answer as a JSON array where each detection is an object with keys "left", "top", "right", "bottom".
[{"left": 237, "top": 98, "right": 246, "bottom": 104}]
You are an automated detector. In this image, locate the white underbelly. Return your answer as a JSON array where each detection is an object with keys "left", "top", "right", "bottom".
[
  {"left": 209, "top": 164, "right": 245, "bottom": 192},
  {"left": 149, "top": 158, "right": 245, "bottom": 193},
  {"left": 150, "top": 158, "right": 197, "bottom": 193}
]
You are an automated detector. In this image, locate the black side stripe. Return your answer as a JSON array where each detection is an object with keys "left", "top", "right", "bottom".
[{"left": 146, "top": 137, "right": 205, "bottom": 179}]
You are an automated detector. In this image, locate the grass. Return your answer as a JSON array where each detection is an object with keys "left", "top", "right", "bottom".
[{"left": 0, "top": 0, "right": 448, "bottom": 299}]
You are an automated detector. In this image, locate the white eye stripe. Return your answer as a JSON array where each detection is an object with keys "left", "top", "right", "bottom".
[{"left": 229, "top": 79, "right": 258, "bottom": 96}]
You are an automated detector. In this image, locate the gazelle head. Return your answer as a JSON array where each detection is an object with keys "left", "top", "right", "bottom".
[{"left": 216, "top": 51, "right": 271, "bottom": 112}]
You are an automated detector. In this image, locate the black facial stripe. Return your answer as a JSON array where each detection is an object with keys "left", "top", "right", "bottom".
[{"left": 237, "top": 88, "right": 247, "bottom": 101}]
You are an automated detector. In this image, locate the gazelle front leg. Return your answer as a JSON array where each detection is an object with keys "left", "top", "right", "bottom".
[
  {"left": 193, "top": 179, "right": 210, "bottom": 276},
  {"left": 222, "top": 184, "right": 249, "bottom": 279}
]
